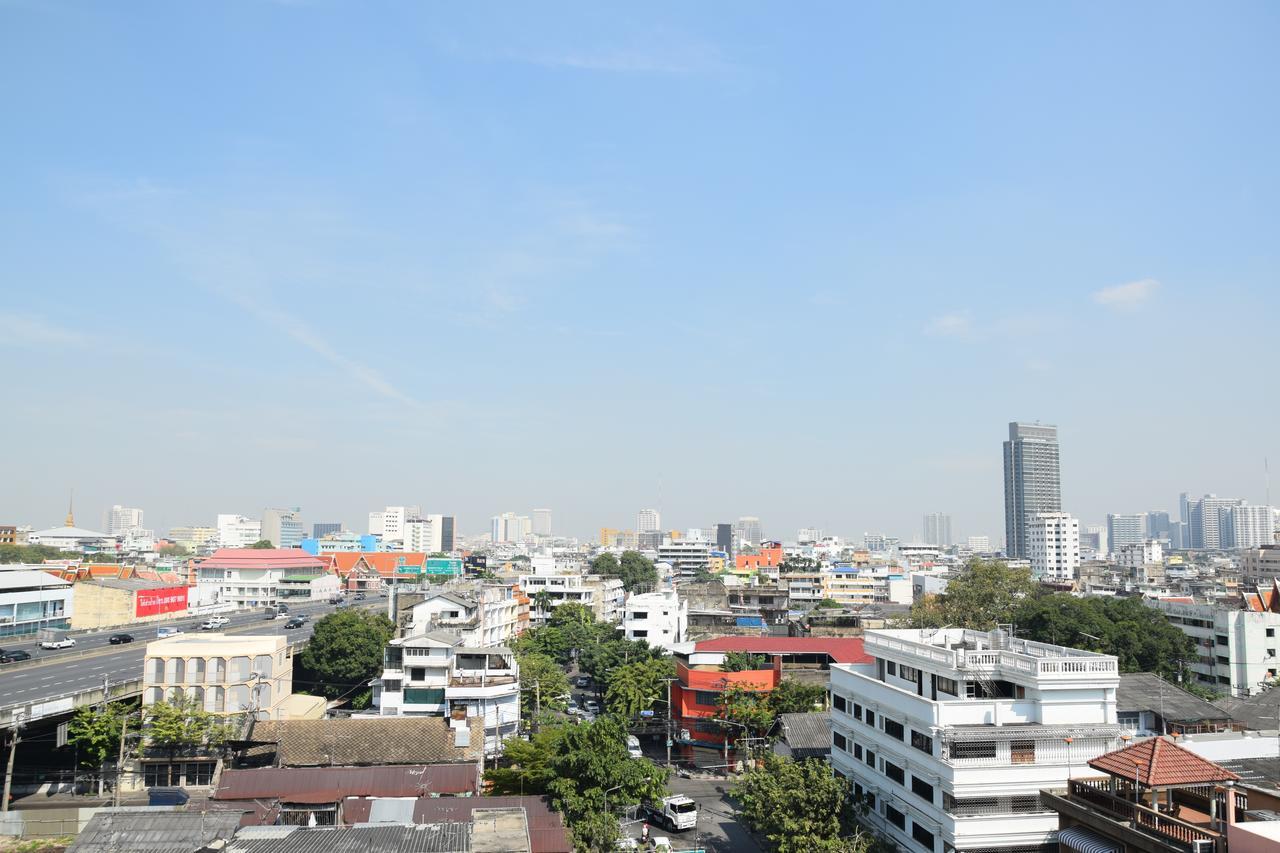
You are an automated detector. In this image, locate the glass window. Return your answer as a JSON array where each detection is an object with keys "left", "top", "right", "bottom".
[
  {"left": 229, "top": 684, "right": 250, "bottom": 711},
  {"left": 884, "top": 761, "right": 905, "bottom": 785},
  {"left": 188, "top": 658, "right": 206, "bottom": 684},
  {"left": 145, "top": 687, "right": 163, "bottom": 705},
  {"left": 833, "top": 694, "right": 847, "bottom": 713},
  {"left": 188, "top": 686, "right": 204, "bottom": 706},
  {"left": 912, "top": 823, "right": 935, "bottom": 851},
  {"left": 885, "top": 804, "right": 905, "bottom": 830},
  {"left": 911, "top": 730, "right": 934, "bottom": 754},
  {"left": 864, "top": 710, "right": 875, "bottom": 727},
  {"left": 255, "top": 682, "right": 272, "bottom": 708},
  {"left": 210, "top": 658, "right": 226, "bottom": 683},
  {"left": 834, "top": 732, "right": 848, "bottom": 752},
  {"left": 147, "top": 658, "right": 164, "bottom": 684},
  {"left": 884, "top": 719, "right": 905, "bottom": 740},
  {"left": 254, "top": 655, "right": 273, "bottom": 678},
  {"left": 694, "top": 691, "right": 719, "bottom": 707},
  {"left": 208, "top": 686, "right": 225, "bottom": 713},
  {"left": 229, "top": 656, "right": 251, "bottom": 682},
  {"left": 911, "top": 775, "right": 934, "bottom": 803}
]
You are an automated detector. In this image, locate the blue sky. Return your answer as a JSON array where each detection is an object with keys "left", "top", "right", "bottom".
[{"left": 2, "top": 1, "right": 1277, "bottom": 543}]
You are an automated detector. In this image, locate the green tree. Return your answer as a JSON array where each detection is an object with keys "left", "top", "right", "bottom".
[
  {"left": 721, "top": 650, "right": 769, "bottom": 672},
  {"left": 518, "top": 651, "right": 571, "bottom": 718},
  {"left": 157, "top": 543, "right": 191, "bottom": 557},
  {"left": 592, "top": 551, "right": 659, "bottom": 593},
  {"left": 484, "top": 725, "right": 568, "bottom": 795},
  {"left": 579, "top": 636, "right": 663, "bottom": 683},
  {"left": 717, "top": 682, "right": 776, "bottom": 737},
  {"left": 145, "top": 696, "right": 236, "bottom": 753},
  {"left": 816, "top": 598, "right": 843, "bottom": 610},
  {"left": 770, "top": 679, "right": 827, "bottom": 715},
  {"left": 590, "top": 553, "right": 620, "bottom": 577},
  {"left": 908, "top": 558, "right": 1036, "bottom": 629},
  {"left": 247, "top": 539, "right": 275, "bottom": 549},
  {"left": 297, "top": 609, "right": 395, "bottom": 698},
  {"left": 733, "top": 754, "right": 867, "bottom": 853},
  {"left": 604, "top": 657, "right": 675, "bottom": 717},
  {"left": 68, "top": 704, "right": 126, "bottom": 794},
  {"left": 0, "top": 544, "right": 79, "bottom": 564}
]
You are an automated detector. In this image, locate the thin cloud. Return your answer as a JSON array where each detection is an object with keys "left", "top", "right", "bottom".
[
  {"left": 0, "top": 311, "right": 84, "bottom": 347},
  {"left": 925, "top": 311, "right": 977, "bottom": 340},
  {"left": 1093, "top": 278, "right": 1159, "bottom": 310}
]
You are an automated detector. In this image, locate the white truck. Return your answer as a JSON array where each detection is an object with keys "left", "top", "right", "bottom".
[{"left": 643, "top": 795, "right": 698, "bottom": 832}]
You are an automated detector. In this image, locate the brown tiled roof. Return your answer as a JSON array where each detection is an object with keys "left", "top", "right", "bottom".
[
  {"left": 1088, "top": 736, "right": 1241, "bottom": 787},
  {"left": 214, "top": 764, "right": 479, "bottom": 802},
  {"left": 248, "top": 717, "right": 485, "bottom": 767}
]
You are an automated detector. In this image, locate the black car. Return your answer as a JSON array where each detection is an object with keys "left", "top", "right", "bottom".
[
  {"left": 283, "top": 618, "right": 304, "bottom": 629},
  {"left": 108, "top": 633, "right": 134, "bottom": 644},
  {"left": 0, "top": 650, "right": 32, "bottom": 663},
  {"left": 354, "top": 591, "right": 366, "bottom": 600}
]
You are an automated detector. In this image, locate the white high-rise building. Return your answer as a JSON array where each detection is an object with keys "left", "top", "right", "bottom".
[
  {"left": 368, "top": 506, "right": 420, "bottom": 542},
  {"left": 922, "top": 513, "right": 952, "bottom": 547},
  {"left": 965, "top": 535, "right": 991, "bottom": 553},
  {"left": 1189, "top": 495, "right": 1243, "bottom": 550},
  {"left": 1003, "top": 422, "right": 1062, "bottom": 559},
  {"left": 830, "top": 628, "right": 1122, "bottom": 853},
  {"left": 489, "top": 512, "right": 527, "bottom": 544},
  {"left": 1027, "top": 512, "right": 1079, "bottom": 582},
  {"left": 216, "top": 514, "right": 262, "bottom": 549},
  {"left": 403, "top": 514, "right": 455, "bottom": 553},
  {"left": 797, "top": 527, "right": 824, "bottom": 544},
  {"left": 1227, "top": 505, "right": 1277, "bottom": 549},
  {"left": 532, "top": 508, "right": 552, "bottom": 537},
  {"left": 108, "top": 506, "right": 144, "bottom": 537},
  {"left": 1105, "top": 513, "right": 1146, "bottom": 554},
  {"left": 637, "top": 509, "right": 661, "bottom": 533}
]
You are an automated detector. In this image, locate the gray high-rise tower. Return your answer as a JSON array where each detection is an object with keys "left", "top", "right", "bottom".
[{"left": 1003, "top": 422, "right": 1062, "bottom": 558}]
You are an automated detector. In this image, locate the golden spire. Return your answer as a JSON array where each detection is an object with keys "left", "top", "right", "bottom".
[{"left": 65, "top": 490, "right": 75, "bottom": 527}]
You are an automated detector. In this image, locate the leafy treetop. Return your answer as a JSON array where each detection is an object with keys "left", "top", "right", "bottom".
[
  {"left": 733, "top": 753, "right": 868, "bottom": 853},
  {"left": 297, "top": 609, "right": 395, "bottom": 699}
]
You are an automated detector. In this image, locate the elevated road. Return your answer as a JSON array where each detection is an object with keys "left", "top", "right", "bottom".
[{"left": 0, "top": 598, "right": 387, "bottom": 728}]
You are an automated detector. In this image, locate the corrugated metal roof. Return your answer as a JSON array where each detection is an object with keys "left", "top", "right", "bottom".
[
  {"left": 215, "top": 765, "right": 478, "bottom": 802},
  {"left": 778, "top": 712, "right": 832, "bottom": 751},
  {"left": 1117, "top": 673, "right": 1231, "bottom": 723},
  {"left": 224, "top": 823, "right": 471, "bottom": 853},
  {"left": 67, "top": 808, "right": 243, "bottom": 853},
  {"left": 367, "top": 797, "right": 418, "bottom": 824},
  {"left": 414, "top": 796, "right": 570, "bottom": 853},
  {"left": 246, "top": 717, "right": 485, "bottom": 766}
]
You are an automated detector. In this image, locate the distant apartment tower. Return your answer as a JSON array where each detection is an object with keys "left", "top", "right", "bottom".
[
  {"left": 261, "top": 508, "right": 304, "bottom": 549},
  {"left": 715, "top": 523, "right": 733, "bottom": 557},
  {"left": 216, "top": 514, "right": 262, "bottom": 549},
  {"left": 797, "top": 527, "right": 824, "bottom": 544},
  {"left": 490, "top": 512, "right": 527, "bottom": 544},
  {"left": 637, "top": 509, "right": 661, "bottom": 533},
  {"left": 1105, "top": 513, "right": 1146, "bottom": 554},
  {"left": 734, "top": 516, "right": 763, "bottom": 548},
  {"left": 1145, "top": 510, "right": 1172, "bottom": 540},
  {"left": 368, "top": 506, "right": 420, "bottom": 542},
  {"left": 1188, "top": 495, "right": 1243, "bottom": 549},
  {"left": 532, "top": 508, "right": 552, "bottom": 537},
  {"left": 1081, "top": 525, "right": 1108, "bottom": 557},
  {"left": 1002, "top": 422, "right": 1062, "bottom": 559},
  {"left": 966, "top": 535, "right": 990, "bottom": 553},
  {"left": 404, "top": 514, "right": 456, "bottom": 553},
  {"left": 108, "top": 505, "right": 144, "bottom": 537},
  {"left": 922, "top": 513, "right": 952, "bottom": 547},
  {"left": 1028, "top": 512, "right": 1079, "bottom": 582},
  {"left": 1226, "top": 505, "right": 1276, "bottom": 549},
  {"left": 312, "top": 522, "right": 341, "bottom": 539}
]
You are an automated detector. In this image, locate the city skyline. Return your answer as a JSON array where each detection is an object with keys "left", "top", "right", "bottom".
[{"left": 3, "top": 3, "right": 1277, "bottom": 541}]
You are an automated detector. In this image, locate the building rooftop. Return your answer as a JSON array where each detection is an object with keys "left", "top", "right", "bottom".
[
  {"left": 146, "top": 634, "right": 284, "bottom": 655},
  {"left": 244, "top": 718, "right": 485, "bottom": 767},
  {"left": 0, "top": 569, "right": 71, "bottom": 590},
  {"left": 201, "top": 548, "right": 326, "bottom": 570},
  {"left": 692, "top": 636, "right": 869, "bottom": 664},
  {"left": 1117, "top": 673, "right": 1232, "bottom": 725},
  {"left": 67, "top": 807, "right": 242, "bottom": 853},
  {"left": 1213, "top": 690, "right": 1280, "bottom": 732},
  {"left": 1088, "top": 736, "right": 1241, "bottom": 787},
  {"left": 215, "top": 764, "right": 480, "bottom": 802},
  {"left": 777, "top": 712, "right": 832, "bottom": 754},
  {"left": 224, "top": 823, "right": 472, "bottom": 853},
  {"left": 85, "top": 577, "right": 186, "bottom": 592}
]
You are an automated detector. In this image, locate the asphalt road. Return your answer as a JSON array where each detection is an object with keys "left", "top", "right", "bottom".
[
  {"left": 618, "top": 776, "right": 762, "bottom": 853},
  {"left": 0, "top": 598, "right": 388, "bottom": 709}
]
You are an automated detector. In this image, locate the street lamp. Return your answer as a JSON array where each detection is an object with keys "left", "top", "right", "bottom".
[{"left": 711, "top": 718, "right": 751, "bottom": 773}]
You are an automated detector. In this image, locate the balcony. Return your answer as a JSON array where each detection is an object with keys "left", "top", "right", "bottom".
[
  {"left": 1042, "top": 778, "right": 1232, "bottom": 853},
  {"left": 865, "top": 629, "right": 1119, "bottom": 683}
]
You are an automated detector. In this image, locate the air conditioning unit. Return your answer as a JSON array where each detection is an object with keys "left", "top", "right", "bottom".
[{"left": 1191, "top": 839, "right": 1215, "bottom": 853}]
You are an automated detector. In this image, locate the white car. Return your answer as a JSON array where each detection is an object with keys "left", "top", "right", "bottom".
[
  {"left": 627, "top": 735, "right": 643, "bottom": 759},
  {"left": 39, "top": 637, "right": 75, "bottom": 650},
  {"left": 199, "top": 617, "right": 229, "bottom": 630}
]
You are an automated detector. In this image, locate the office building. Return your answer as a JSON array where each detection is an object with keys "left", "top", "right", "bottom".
[
  {"left": 169, "top": 526, "right": 218, "bottom": 554},
  {"left": 1002, "top": 422, "right": 1062, "bottom": 559},
  {"left": 368, "top": 505, "right": 420, "bottom": 542},
  {"left": 1081, "top": 525, "right": 1108, "bottom": 558},
  {"left": 1187, "top": 495, "right": 1243, "bottom": 550},
  {"left": 1115, "top": 540, "right": 1163, "bottom": 573},
  {"left": 637, "top": 508, "right": 661, "bottom": 533},
  {"left": 311, "top": 522, "right": 341, "bottom": 539},
  {"left": 1145, "top": 511, "right": 1172, "bottom": 540},
  {"left": 797, "top": 527, "right": 824, "bottom": 544},
  {"left": 108, "top": 505, "right": 144, "bottom": 537},
  {"left": 830, "top": 628, "right": 1122, "bottom": 853},
  {"left": 1148, "top": 595, "right": 1280, "bottom": 697},
  {"left": 1105, "top": 513, "right": 1146, "bottom": 554},
  {"left": 1028, "top": 512, "right": 1080, "bottom": 582},
  {"left": 922, "top": 513, "right": 952, "bottom": 547},
  {"left": 490, "top": 512, "right": 528, "bottom": 544},
  {"left": 657, "top": 540, "right": 713, "bottom": 577},
  {"left": 261, "top": 508, "right": 304, "bottom": 549},
  {"left": 734, "top": 516, "right": 763, "bottom": 548},
  {"left": 403, "top": 514, "right": 456, "bottom": 553},
  {"left": 1226, "top": 504, "right": 1276, "bottom": 549},
  {"left": 217, "top": 514, "right": 262, "bottom": 549},
  {"left": 0, "top": 570, "right": 73, "bottom": 637},
  {"left": 966, "top": 535, "right": 991, "bottom": 553},
  {"left": 532, "top": 508, "right": 552, "bottom": 537}
]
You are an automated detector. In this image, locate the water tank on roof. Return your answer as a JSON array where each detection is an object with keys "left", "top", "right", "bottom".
[{"left": 989, "top": 627, "right": 1009, "bottom": 650}]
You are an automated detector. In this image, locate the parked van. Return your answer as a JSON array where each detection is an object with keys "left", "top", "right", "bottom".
[{"left": 156, "top": 626, "right": 182, "bottom": 639}]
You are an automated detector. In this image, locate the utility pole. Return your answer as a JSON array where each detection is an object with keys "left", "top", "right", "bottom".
[
  {"left": 2, "top": 714, "right": 24, "bottom": 813},
  {"left": 112, "top": 712, "right": 130, "bottom": 808},
  {"left": 534, "top": 680, "right": 541, "bottom": 734},
  {"left": 665, "top": 678, "right": 674, "bottom": 770}
]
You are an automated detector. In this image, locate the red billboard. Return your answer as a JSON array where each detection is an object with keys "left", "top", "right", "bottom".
[{"left": 135, "top": 586, "right": 189, "bottom": 618}]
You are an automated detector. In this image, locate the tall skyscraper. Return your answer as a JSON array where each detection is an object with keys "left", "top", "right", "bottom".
[
  {"left": 734, "top": 516, "right": 763, "bottom": 548},
  {"left": 1145, "top": 511, "right": 1172, "bottom": 540},
  {"left": 715, "top": 523, "right": 733, "bottom": 556},
  {"left": 637, "top": 509, "right": 661, "bottom": 533},
  {"left": 1188, "top": 495, "right": 1243, "bottom": 549},
  {"left": 1002, "top": 422, "right": 1062, "bottom": 559},
  {"left": 1106, "top": 513, "right": 1147, "bottom": 554},
  {"left": 1027, "top": 512, "right": 1080, "bottom": 582},
  {"left": 532, "top": 508, "right": 552, "bottom": 537},
  {"left": 922, "top": 513, "right": 952, "bottom": 547},
  {"left": 109, "top": 505, "right": 144, "bottom": 536},
  {"left": 1226, "top": 505, "right": 1276, "bottom": 549}
]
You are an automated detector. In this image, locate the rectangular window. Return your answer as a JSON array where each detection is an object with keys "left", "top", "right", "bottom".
[
  {"left": 883, "top": 719, "right": 905, "bottom": 740},
  {"left": 1268, "top": 628, "right": 1276, "bottom": 638},
  {"left": 912, "top": 823, "right": 935, "bottom": 851},
  {"left": 900, "top": 665, "right": 919, "bottom": 682},
  {"left": 853, "top": 703, "right": 863, "bottom": 720},
  {"left": 864, "top": 749, "right": 876, "bottom": 769},
  {"left": 911, "top": 775, "right": 934, "bottom": 803},
  {"left": 694, "top": 690, "right": 719, "bottom": 707},
  {"left": 884, "top": 760, "right": 905, "bottom": 786},
  {"left": 935, "top": 676, "right": 958, "bottom": 696},
  {"left": 184, "top": 762, "right": 215, "bottom": 786},
  {"left": 885, "top": 804, "right": 906, "bottom": 830},
  {"left": 865, "top": 709, "right": 876, "bottom": 727},
  {"left": 854, "top": 743, "right": 863, "bottom": 760},
  {"left": 886, "top": 661, "right": 897, "bottom": 676},
  {"left": 1010, "top": 740, "right": 1036, "bottom": 764},
  {"left": 911, "top": 730, "right": 933, "bottom": 754},
  {"left": 833, "top": 694, "right": 847, "bottom": 713},
  {"left": 950, "top": 740, "right": 997, "bottom": 760},
  {"left": 1216, "top": 635, "right": 1229, "bottom": 646},
  {"left": 834, "top": 732, "right": 848, "bottom": 752}
]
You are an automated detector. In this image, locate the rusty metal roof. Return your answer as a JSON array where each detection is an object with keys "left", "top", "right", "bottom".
[
  {"left": 414, "top": 796, "right": 571, "bottom": 853},
  {"left": 214, "top": 765, "right": 479, "bottom": 803}
]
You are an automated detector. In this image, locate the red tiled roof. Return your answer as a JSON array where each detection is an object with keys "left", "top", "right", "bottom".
[
  {"left": 1088, "top": 737, "right": 1240, "bottom": 787},
  {"left": 200, "top": 548, "right": 326, "bottom": 570},
  {"left": 324, "top": 552, "right": 428, "bottom": 577},
  {"left": 693, "top": 636, "right": 870, "bottom": 664}
]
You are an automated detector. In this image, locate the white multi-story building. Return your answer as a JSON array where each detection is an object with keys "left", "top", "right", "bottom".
[
  {"left": 519, "top": 572, "right": 625, "bottom": 624},
  {"left": 169, "top": 526, "right": 218, "bottom": 554},
  {"left": 638, "top": 509, "right": 661, "bottom": 533},
  {"left": 1148, "top": 597, "right": 1280, "bottom": 697},
  {"left": 404, "top": 515, "right": 448, "bottom": 553},
  {"left": 620, "top": 588, "right": 687, "bottom": 651},
  {"left": 735, "top": 517, "right": 763, "bottom": 548},
  {"left": 368, "top": 505, "right": 420, "bottom": 543},
  {"left": 108, "top": 505, "right": 144, "bottom": 537},
  {"left": 1027, "top": 513, "right": 1079, "bottom": 582},
  {"left": 830, "top": 628, "right": 1122, "bottom": 853},
  {"left": 532, "top": 508, "right": 552, "bottom": 537},
  {"left": 826, "top": 568, "right": 913, "bottom": 606},
  {"left": 408, "top": 586, "right": 525, "bottom": 648},
  {"left": 1105, "top": 513, "right": 1146, "bottom": 554},
  {"left": 0, "top": 570, "right": 74, "bottom": 637},
  {"left": 196, "top": 548, "right": 327, "bottom": 608},
  {"left": 1227, "top": 505, "right": 1277, "bottom": 549},
  {"left": 797, "top": 527, "right": 825, "bottom": 544},
  {"left": 1115, "top": 540, "right": 1163, "bottom": 573},
  {"left": 922, "top": 514, "right": 952, "bottom": 548},
  {"left": 965, "top": 536, "right": 991, "bottom": 554},
  {"left": 217, "top": 514, "right": 262, "bottom": 549},
  {"left": 261, "top": 508, "right": 304, "bottom": 549},
  {"left": 657, "top": 541, "right": 711, "bottom": 577},
  {"left": 373, "top": 631, "right": 520, "bottom": 756}
]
